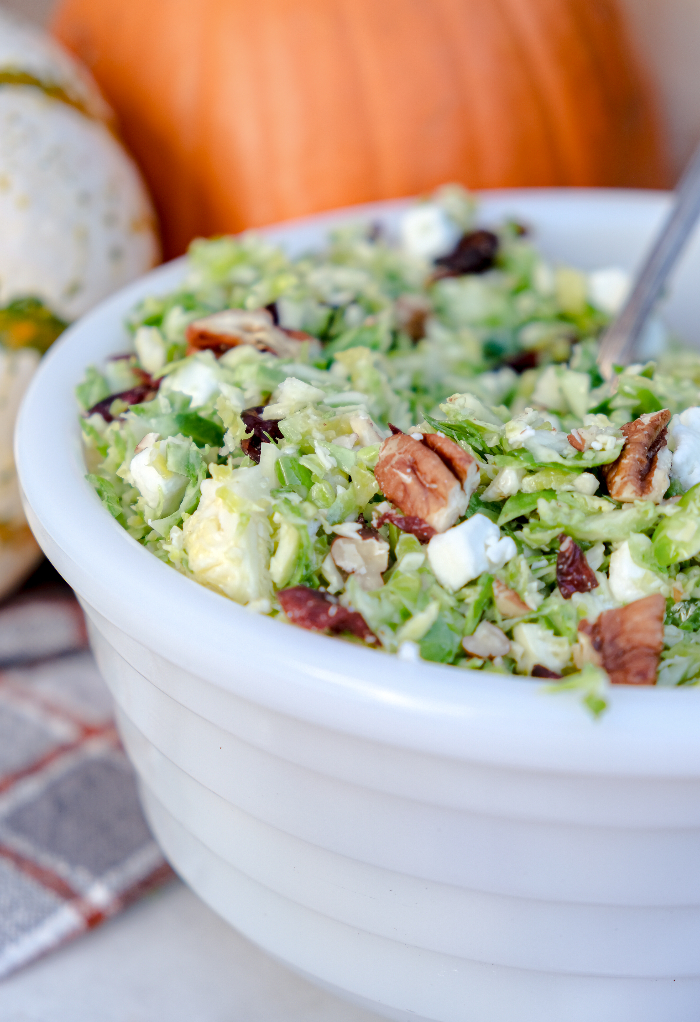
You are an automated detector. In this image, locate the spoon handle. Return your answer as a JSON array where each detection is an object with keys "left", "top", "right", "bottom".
[{"left": 597, "top": 142, "right": 700, "bottom": 379}]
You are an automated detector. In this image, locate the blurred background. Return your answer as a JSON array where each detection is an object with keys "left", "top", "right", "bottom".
[
  {"left": 4, "top": 0, "right": 700, "bottom": 182},
  {"left": 0, "top": 1, "right": 698, "bottom": 1012},
  {"left": 0, "top": 0, "right": 696, "bottom": 593}
]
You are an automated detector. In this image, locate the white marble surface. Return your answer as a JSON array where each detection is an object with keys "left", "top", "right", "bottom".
[{"left": 0, "top": 881, "right": 383, "bottom": 1022}]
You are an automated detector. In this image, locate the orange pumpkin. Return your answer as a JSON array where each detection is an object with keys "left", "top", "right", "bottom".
[{"left": 52, "top": 0, "right": 667, "bottom": 259}]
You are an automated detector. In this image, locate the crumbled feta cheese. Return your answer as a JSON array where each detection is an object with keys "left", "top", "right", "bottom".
[
  {"left": 397, "top": 640, "right": 421, "bottom": 662},
  {"left": 505, "top": 408, "right": 540, "bottom": 448},
  {"left": 587, "top": 267, "right": 631, "bottom": 315},
  {"left": 669, "top": 406, "right": 700, "bottom": 491},
  {"left": 332, "top": 433, "right": 358, "bottom": 450},
  {"left": 504, "top": 408, "right": 575, "bottom": 460},
  {"left": 399, "top": 204, "right": 458, "bottom": 260},
  {"left": 481, "top": 466, "right": 525, "bottom": 501},
  {"left": 427, "top": 514, "right": 516, "bottom": 591}
]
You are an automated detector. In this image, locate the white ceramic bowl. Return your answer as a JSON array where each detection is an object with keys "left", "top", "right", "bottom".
[{"left": 15, "top": 190, "right": 700, "bottom": 1022}]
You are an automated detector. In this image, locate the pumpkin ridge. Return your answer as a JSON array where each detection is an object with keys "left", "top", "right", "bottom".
[
  {"left": 569, "top": 0, "right": 668, "bottom": 187},
  {"left": 487, "top": 0, "right": 568, "bottom": 185},
  {"left": 496, "top": 0, "right": 604, "bottom": 184},
  {"left": 51, "top": 0, "right": 667, "bottom": 254},
  {"left": 336, "top": 0, "right": 448, "bottom": 199}
]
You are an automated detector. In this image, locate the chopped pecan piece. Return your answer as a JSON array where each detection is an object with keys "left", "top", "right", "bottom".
[
  {"left": 395, "top": 294, "right": 431, "bottom": 341},
  {"left": 240, "top": 406, "right": 284, "bottom": 463},
  {"left": 567, "top": 430, "right": 586, "bottom": 452},
  {"left": 373, "top": 510, "right": 436, "bottom": 544},
  {"left": 578, "top": 594, "right": 665, "bottom": 685},
  {"left": 186, "top": 308, "right": 315, "bottom": 359},
  {"left": 462, "top": 621, "right": 510, "bottom": 659},
  {"left": 421, "top": 432, "right": 480, "bottom": 492},
  {"left": 556, "top": 535, "right": 599, "bottom": 599},
  {"left": 492, "top": 578, "right": 530, "bottom": 618},
  {"left": 374, "top": 432, "right": 477, "bottom": 533},
  {"left": 601, "top": 409, "right": 672, "bottom": 503},
  {"left": 433, "top": 229, "right": 499, "bottom": 277},
  {"left": 531, "top": 664, "right": 562, "bottom": 679},
  {"left": 278, "top": 586, "right": 376, "bottom": 643},
  {"left": 87, "top": 383, "right": 158, "bottom": 423},
  {"left": 331, "top": 528, "right": 389, "bottom": 591}
]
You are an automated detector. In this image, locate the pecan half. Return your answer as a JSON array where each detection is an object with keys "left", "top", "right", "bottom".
[
  {"left": 373, "top": 432, "right": 477, "bottom": 533},
  {"left": 578, "top": 594, "right": 665, "bottom": 685},
  {"left": 556, "top": 535, "right": 599, "bottom": 599},
  {"left": 186, "top": 308, "right": 314, "bottom": 359},
  {"left": 421, "top": 432, "right": 480, "bottom": 491},
  {"left": 492, "top": 578, "right": 530, "bottom": 618},
  {"left": 278, "top": 586, "right": 377, "bottom": 643},
  {"left": 331, "top": 528, "right": 389, "bottom": 591},
  {"left": 240, "top": 406, "right": 284, "bottom": 463},
  {"left": 462, "top": 621, "right": 510, "bottom": 659},
  {"left": 601, "top": 410, "right": 672, "bottom": 503},
  {"left": 373, "top": 510, "right": 436, "bottom": 544},
  {"left": 433, "top": 229, "right": 499, "bottom": 277}
]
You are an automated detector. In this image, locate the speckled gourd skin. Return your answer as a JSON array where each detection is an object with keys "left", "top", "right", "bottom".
[{"left": 0, "top": 10, "right": 159, "bottom": 321}]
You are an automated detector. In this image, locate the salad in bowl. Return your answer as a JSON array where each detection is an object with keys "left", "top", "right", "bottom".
[{"left": 77, "top": 186, "right": 700, "bottom": 708}]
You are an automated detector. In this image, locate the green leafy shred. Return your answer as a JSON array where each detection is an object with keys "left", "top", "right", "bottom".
[{"left": 76, "top": 184, "right": 700, "bottom": 714}]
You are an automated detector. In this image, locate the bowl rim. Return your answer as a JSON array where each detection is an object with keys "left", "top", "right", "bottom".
[{"left": 17, "top": 186, "right": 700, "bottom": 776}]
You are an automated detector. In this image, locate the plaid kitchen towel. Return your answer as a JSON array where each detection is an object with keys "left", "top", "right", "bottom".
[{"left": 0, "top": 581, "right": 174, "bottom": 980}]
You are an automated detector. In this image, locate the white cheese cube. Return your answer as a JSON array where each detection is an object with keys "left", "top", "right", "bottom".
[
  {"left": 399, "top": 204, "right": 458, "bottom": 260},
  {"left": 427, "top": 514, "right": 516, "bottom": 592},
  {"left": 669, "top": 407, "right": 700, "bottom": 492}
]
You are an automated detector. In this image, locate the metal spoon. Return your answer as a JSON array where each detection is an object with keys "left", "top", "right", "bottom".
[{"left": 597, "top": 141, "right": 700, "bottom": 379}]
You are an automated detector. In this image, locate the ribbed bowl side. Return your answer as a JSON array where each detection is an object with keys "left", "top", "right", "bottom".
[{"left": 84, "top": 605, "right": 700, "bottom": 1022}]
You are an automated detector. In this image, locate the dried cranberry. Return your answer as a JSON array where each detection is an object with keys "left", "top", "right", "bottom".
[
  {"left": 240, "top": 406, "right": 284, "bottom": 463},
  {"left": 531, "top": 664, "right": 562, "bottom": 679},
  {"left": 503, "top": 349, "right": 538, "bottom": 373},
  {"left": 278, "top": 586, "right": 377, "bottom": 643},
  {"left": 556, "top": 535, "right": 599, "bottom": 600},
  {"left": 374, "top": 511, "right": 436, "bottom": 544},
  {"left": 87, "top": 383, "right": 157, "bottom": 423},
  {"left": 434, "top": 230, "right": 499, "bottom": 277}
]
